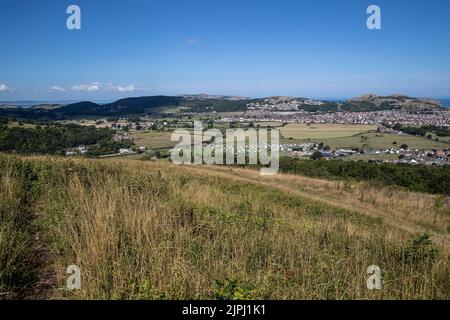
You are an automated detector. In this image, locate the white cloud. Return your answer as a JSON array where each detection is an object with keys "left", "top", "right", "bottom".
[
  {"left": 0, "top": 84, "right": 9, "bottom": 91},
  {"left": 50, "top": 86, "right": 66, "bottom": 92},
  {"left": 72, "top": 82, "right": 101, "bottom": 92},
  {"left": 186, "top": 37, "right": 199, "bottom": 45},
  {"left": 71, "top": 82, "right": 137, "bottom": 93},
  {"left": 108, "top": 84, "right": 137, "bottom": 92}
]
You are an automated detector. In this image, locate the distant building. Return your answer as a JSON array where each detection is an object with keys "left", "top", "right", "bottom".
[
  {"left": 320, "top": 151, "right": 333, "bottom": 158},
  {"left": 78, "top": 146, "right": 88, "bottom": 154},
  {"left": 119, "top": 148, "right": 131, "bottom": 155},
  {"left": 334, "top": 149, "right": 357, "bottom": 157}
]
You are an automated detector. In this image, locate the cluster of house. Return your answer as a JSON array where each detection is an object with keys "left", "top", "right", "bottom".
[
  {"left": 295, "top": 146, "right": 450, "bottom": 165},
  {"left": 172, "top": 141, "right": 360, "bottom": 159},
  {"left": 171, "top": 142, "right": 314, "bottom": 155},
  {"left": 113, "top": 132, "right": 134, "bottom": 142},
  {"left": 396, "top": 149, "right": 449, "bottom": 165},
  {"left": 222, "top": 109, "right": 450, "bottom": 127},
  {"left": 289, "top": 147, "right": 357, "bottom": 158},
  {"left": 110, "top": 121, "right": 168, "bottom": 131},
  {"left": 247, "top": 97, "right": 325, "bottom": 111},
  {"left": 65, "top": 144, "right": 147, "bottom": 157},
  {"left": 118, "top": 146, "right": 147, "bottom": 155},
  {"left": 65, "top": 145, "right": 88, "bottom": 156}
]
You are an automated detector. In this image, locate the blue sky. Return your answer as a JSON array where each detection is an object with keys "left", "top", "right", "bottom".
[{"left": 1, "top": 0, "right": 450, "bottom": 100}]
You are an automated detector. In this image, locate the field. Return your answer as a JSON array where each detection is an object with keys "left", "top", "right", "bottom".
[
  {"left": 428, "top": 133, "right": 450, "bottom": 145},
  {"left": 0, "top": 154, "right": 449, "bottom": 299},
  {"left": 314, "top": 132, "right": 450, "bottom": 149},
  {"left": 254, "top": 122, "right": 285, "bottom": 128},
  {"left": 279, "top": 124, "right": 449, "bottom": 149},
  {"left": 132, "top": 131, "right": 177, "bottom": 150},
  {"left": 215, "top": 112, "right": 245, "bottom": 118},
  {"left": 154, "top": 106, "right": 189, "bottom": 114},
  {"left": 6, "top": 121, "right": 36, "bottom": 129},
  {"left": 133, "top": 130, "right": 217, "bottom": 150},
  {"left": 280, "top": 124, "right": 378, "bottom": 140}
]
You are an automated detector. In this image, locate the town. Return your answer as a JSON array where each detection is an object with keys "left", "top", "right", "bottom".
[{"left": 223, "top": 109, "right": 450, "bottom": 127}]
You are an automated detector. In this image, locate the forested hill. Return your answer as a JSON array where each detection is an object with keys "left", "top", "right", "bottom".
[
  {"left": 58, "top": 96, "right": 182, "bottom": 116},
  {"left": 0, "top": 95, "right": 253, "bottom": 119},
  {"left": 341, "top": 94, "right": 445, "bottom": 112}
]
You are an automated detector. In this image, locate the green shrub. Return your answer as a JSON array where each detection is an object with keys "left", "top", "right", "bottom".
[{"left": 213, "top": 278, "right": 255, "bottom": 300}]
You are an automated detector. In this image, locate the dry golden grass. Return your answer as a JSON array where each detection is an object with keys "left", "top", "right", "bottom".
[
  {"left": 0, "top": 155, "right": 449, "bottom": 299},
  {"left": 0, "top": 166, "right": 41, "bottom": 299},
  {"left": 184, "top": 165, "right": 450, "bottom": 247},
  {"left": 133, "top": 131, "right": 176, "bottom": 149}
]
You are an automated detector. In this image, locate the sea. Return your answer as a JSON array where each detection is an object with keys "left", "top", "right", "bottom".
[
  {"left": 0, "top": 100, "right": 113, "bottom": 107},
  {"left": 1, "top": 99, "right": 450, "bottom": 108},
  {"left": 440, "top": 99, "right": 450, "bottom": 108},
  {"left": 324, "top": 99, "right": 450, "bottom": 108}
]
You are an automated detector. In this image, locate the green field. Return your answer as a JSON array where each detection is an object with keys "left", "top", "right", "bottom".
[
  {"left": 278, "top": 124, "right": 449, "bottom": 149},
  {"left": 428, "top": 133, "right": 450, "bottom": 144},
  {"left": 135, "top": 123, "right": 449, "bottom": 151},
  {"left": 280, "top": 124, "right": 378, "bottom": 140},
  {"left": 310, "top": 132, "right": 450, "bottom": 149},
  {"left": 153, "top": 106, "right": 189, "bottom": 114}
]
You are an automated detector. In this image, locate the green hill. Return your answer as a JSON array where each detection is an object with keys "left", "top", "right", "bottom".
[
  {"left": 0, "top": 155, "right": 448, "bottom": 299},
  {"left": 342, "top": 94, "right": 445, "bottom": 112}
]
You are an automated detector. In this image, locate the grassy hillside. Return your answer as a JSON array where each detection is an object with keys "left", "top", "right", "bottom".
[
  {"left": 0, "top": 154, "right": 449, "bottom": 299},
  {"left": 279, "top": 157, "right": 450, "bottom": 195}
]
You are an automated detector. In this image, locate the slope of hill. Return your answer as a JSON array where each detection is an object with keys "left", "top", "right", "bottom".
[
  {"left": 0, "top": 154, "right": 448, "bottom": 299},
  {"left": 342, "top": 94, "right": 445, "bottom": 112},
  {"left": 0, "top": 95, "right": 253, "bottom": 119},
  {"left": 56, "top": 96, "right": 182, "bottom": 116},
  {"left": 178, "top": 94, "right": 251, "bottom": 101}
]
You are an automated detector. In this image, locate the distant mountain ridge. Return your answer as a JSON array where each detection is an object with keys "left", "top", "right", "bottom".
[
  {"left": 58, "top": 96, "right": 181, "bottom": 116},
  {"left": 177, "top": 94, "right": 251, "bottom": 101},
  {"left": 0, "top": 93, "right": 446, "bottom": 119}
]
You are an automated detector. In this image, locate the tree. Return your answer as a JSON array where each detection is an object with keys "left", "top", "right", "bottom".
[{"left": 310, "top": 151, "right": 323, "bottom": 160}]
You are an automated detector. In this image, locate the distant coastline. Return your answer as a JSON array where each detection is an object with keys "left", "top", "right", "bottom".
[
  {"left": 1, "top": 98, "right": 450, "bottom": 108},
  {"left": 440, "top": 99, "right": 450, "bottom": 108}
]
